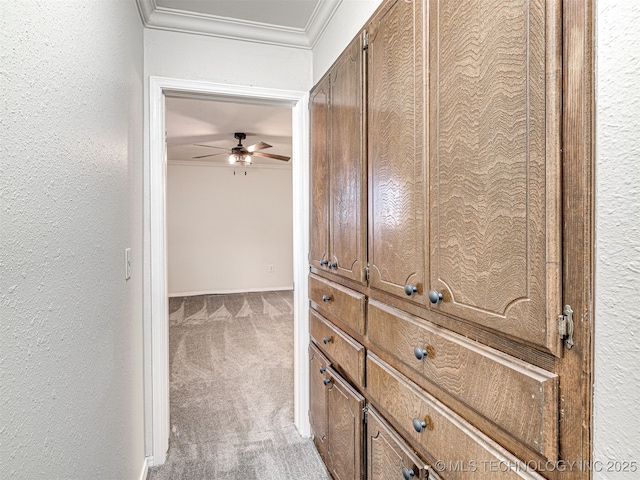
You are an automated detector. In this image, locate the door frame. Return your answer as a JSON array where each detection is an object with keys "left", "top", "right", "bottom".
[{"left": 144, "top": 76, "right": 310, "bottom": 466}]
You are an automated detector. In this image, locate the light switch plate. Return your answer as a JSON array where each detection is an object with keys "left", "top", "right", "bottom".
[{"left": 125, "top": 248, "right": 131, "bottom": 280}]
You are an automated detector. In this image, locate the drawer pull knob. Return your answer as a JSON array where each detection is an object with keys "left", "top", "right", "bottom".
[
  {"left": 412, "top": 418, "right": 427, "bottom": 433},
  {"left": 328, "top": 262, "right": 337, "bottom": 269},
  {"left": 322, "top": 337, "right": 332, "bottom": 345},
  {"left": 404, "top": 284, "right": 418, "bottom": 296},
  {"left": 428, "top": 289, "right": 443, "bottom": 304},
  {"left": 320, "top": 260, "right": 329, "bottom": 266},
  {"left": 323, "top": 378, "right": 331, "bottom": 386},
  {"left": 402, "top": 467, "right": 416, "bottom": 479},
  {"left": 319, "top": 367, "right": 326, "bottom": 374},
  {"left": 322, "top": 295, "right": 332, "bottom": 302},
  {"left": 414, "top": 347, "right": 428, "bottom": 360}
]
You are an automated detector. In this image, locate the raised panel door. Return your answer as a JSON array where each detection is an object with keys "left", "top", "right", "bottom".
[
  {"left": 427, "top": 0, "right": 562, "bottom": 354},
  {"left": 330, "top": 34, "right": 367, "bottom": 284},
  {"left": 327, "top": 368, "right": 365, "bottom": 480},
  {"left": 309, "top": 75, "right": 331, "bottom": 270},
  {"left": 309, "top": 343, "right": 329, "bottom": 463},
  {"left": 368, "top": 0, "right": 427, "bottom": 304}
]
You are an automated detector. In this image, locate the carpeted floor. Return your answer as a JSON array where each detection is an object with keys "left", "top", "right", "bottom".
[{"left": 147, "top": 290, "right": 329, "bottom": 480}]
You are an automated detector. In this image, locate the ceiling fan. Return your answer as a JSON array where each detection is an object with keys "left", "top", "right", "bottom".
[{"left": 193, "top": 132, "right": 290, "bottom": 165}]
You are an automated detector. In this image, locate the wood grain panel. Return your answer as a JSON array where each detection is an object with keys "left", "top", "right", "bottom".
[
  {"left": 309, "top": 75, "right": 330, "bottom": 270},
  {"left": 428, "top": 0, "right": 562, "bottom": 354},
  {"left": 309, "top": 343, "right": 330, "bottom": 463},
  {"left": 367, "top": 353, "right": 546, "bottom": 480},
  {"left": 330, "top": 34, "right": 367, "bottom": 284},
  {"left": 327, "top": 368, "right": 365, "bottom": 480},
  {"left": 367, "top": 406, "right": 434, "bottom": 480},
  {"left": 310, "top": 310, "right": 365, "bottom": 387},
  {"left": 309, "top": 273, "right": 365, "bottom": 335},
  {"left": 368, "top": 300, "right": 558, "bottom": 459},
  {"left": 368, "top": 0, "right": 427, "bottom": 304}
]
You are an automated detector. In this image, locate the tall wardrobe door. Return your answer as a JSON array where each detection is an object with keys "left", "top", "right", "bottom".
[
  {"left": 367, "top": 0, "right": 426, "bottom": 304},
  {"left": 427, "top": 0, "right": 562, "bottom": 354},
  {"left": 330, "top": 34, "right": 367, "bottom": 284},
  {"left": 309, "top": 75, "right": 331, "bottom": 270}
]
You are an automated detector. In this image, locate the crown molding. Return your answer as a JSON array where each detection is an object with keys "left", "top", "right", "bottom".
[{"left": 136, "top": 0, "right": 341, "bottom": 49}]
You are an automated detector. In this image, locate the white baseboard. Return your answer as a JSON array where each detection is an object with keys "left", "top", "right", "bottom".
[
  {"left": 139, "top": 457, "right": 150, "bottom": 480},
  {"left": 168, "top": 286, "right": 294, "bottom": 297}
]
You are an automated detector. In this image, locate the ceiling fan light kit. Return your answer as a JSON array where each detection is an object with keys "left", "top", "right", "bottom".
[{"left": 193, "top": 132, "right": 291, "bottom": 165}]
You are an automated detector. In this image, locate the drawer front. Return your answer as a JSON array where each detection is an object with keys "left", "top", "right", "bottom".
[
  {"left": 367, "top": 353, "right": 545, "bottom": 480},
  {"left": 368, "top": 300, "right": 557, "bottom": 459},
  {"left": 309, "top": 273, "right": 365, "bottom": 335},
  {"left": 367, "top": 406, "right": 438, "bottom": 480},
  {"left": 311, "top": 309, "right": 365, "bottom": 387}
]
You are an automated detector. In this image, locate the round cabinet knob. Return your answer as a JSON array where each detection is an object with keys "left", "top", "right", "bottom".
[
  {"left": 428, "top": 289, "right": 443, "bottom": 304},
  {"left": 412, "top": 418, "right": 427, "bottom": 433},
  {"left": 322, "top": 337, "right": 332, "bottom": 345},
  {"left": 322, "top": 295, "right": 332, "bottom": 302},
  {"left": 319, "top": 260, "right": 329, "bottom": 267},
  {"left": 319, "top": 367, "right": 326, "bottom": 374},
  {"left": 404, "top": 284, "right": 418, "bottom": 296},
  {"left": 414, "top": 346, "right": 428, "bottom": 361},
  {"left": 402, "top": 467, "right": 416, "bottom": 480},
  {"left": 328, "top": 262, "right": 337, "bottom": 269},
  {"left": 323, "top": 378, "right": 331, "bottom": 386}
]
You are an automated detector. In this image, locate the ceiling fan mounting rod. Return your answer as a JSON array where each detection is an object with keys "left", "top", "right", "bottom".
[{"left": 234, "top": 132, "right": 246, "bottom": 146}]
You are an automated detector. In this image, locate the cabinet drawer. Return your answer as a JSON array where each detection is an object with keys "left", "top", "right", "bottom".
[
  {"left": 309, "top": 273, "right": 365, "bottom": 335},
  {"left": 367, "top": 406, "right": 440, "bottom": 480},
  {"left": 367, "top": 353, "right": 545, "bottom": 480},
  {"left": 311, "top": 309, "right": 365, "bottom": 387},
  {"left": 368, "top": 300, "right": 557, "bottom": 459}
]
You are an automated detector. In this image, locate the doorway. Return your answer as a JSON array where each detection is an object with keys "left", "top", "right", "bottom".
[{"left": 145, "top": 77, "right": 310, "bottom": 466}]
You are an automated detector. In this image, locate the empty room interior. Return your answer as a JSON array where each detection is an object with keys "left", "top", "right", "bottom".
[{"left": 2, "top": 1, "right": 639, "bottom": 480}]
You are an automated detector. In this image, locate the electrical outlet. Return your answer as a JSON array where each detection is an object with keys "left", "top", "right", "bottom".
[
  {"left": 125, "top": 248, "right": 131, "bottom": 280},
  {"left": 268, "top": 264, "right": 275, "bottom": 273}
]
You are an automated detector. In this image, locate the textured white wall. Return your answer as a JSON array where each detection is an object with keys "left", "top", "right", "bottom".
[
  {"left": 0, "top": 1, "right": 145, "bottom": 479},
  {"left": 167, "top": 164, "right": 294, "bottom": 295},
  {"left": 594, "top": 1, "right": 640, "bottom": 475},
  {"left": 312, "top": 0, "right": 383, "bottom": 83}
]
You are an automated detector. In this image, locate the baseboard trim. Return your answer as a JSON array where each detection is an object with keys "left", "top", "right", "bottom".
[
  {"left": 139, "top": 457, "right": 150, "bottom": 480},
  {"left": 169, "top": 286, "right": 294, "bottom": 297}
]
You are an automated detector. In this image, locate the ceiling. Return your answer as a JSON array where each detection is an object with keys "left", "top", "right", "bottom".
[
  {"left": 137, "top": 0, "right": 341, "bottom": 48},
  {"left": 165, "top": 96, "right": 293, "bottom": 166}
]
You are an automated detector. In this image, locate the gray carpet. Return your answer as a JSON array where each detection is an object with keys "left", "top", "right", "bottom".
[{"left": 147, "top": 290, "right": 329, "bottom": 480}]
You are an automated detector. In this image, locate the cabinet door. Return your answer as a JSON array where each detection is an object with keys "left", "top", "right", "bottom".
[
  {"left": 330, "top": 34, "right": 367, "bottom": 284},
  {"left": 309, "top": 343, "right": 329, "bottom": 463},
  {"left": 327, "top": 368, "right": 365, "bottom": 480},
  {"left": 368, "top": 0, "right": 426, "bottom": 304},
  {"left": 427, "top": 0, "right": 562, "bottom": 354},
  {"left": 367, "top": 407, "right": 431, "bottom": 480},
  {"left": 309, "top": 75, "right": 330, "bottom": 270}
]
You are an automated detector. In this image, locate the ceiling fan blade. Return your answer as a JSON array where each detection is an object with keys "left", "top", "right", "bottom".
[
  {"left": 250, "top": 151, "right": 291, "bottom": 162},
  {"left": 192, "top": 153, "right": 226, "bottom": 159},
  {"left": 194, "top": 144, "right": 228, "bottom": 150},
  {"left": 246, "top": 142, "right": 272, "bottom": 152}
]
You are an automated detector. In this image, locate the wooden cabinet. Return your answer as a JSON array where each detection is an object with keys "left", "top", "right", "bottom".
[
  {"left": 309, "top": 34, "right": 367, "bottom": 284},
  {"left": 367, "top": 0, "right": 427, "bottom": 304},
  {"left": 308, "top": 0, "right": 591, "bottom": 478},
  {"left": 309, "top": 342, "right": 365, "bottom": 480}
]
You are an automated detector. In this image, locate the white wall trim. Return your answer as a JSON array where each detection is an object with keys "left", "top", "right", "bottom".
[
  {"left": 146, "top": 76, "right": 310, "bottom": 466},
  {"left": 169, "top": 286, "right": 294, "bottom": 297},
  {"left": 136, "top": 0, "right": 341, "bottom": 49},
  {"left": 139, "top": 457, "right": 150, "bottom": 480}
]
